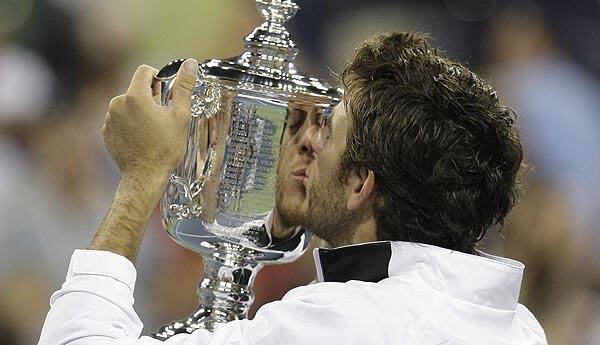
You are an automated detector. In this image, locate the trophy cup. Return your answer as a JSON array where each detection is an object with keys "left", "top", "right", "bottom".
[{"left": 151, "top": 0, "right": 340, "bottom": 339}]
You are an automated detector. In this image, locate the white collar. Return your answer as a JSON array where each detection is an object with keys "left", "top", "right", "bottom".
[{"left": 313, "top": 240, "right": 524, "bottom": 311}]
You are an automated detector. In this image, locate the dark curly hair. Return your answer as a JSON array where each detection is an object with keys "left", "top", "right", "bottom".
[{"left": 340, "top": 32, "right": 524, "bottom": 253}]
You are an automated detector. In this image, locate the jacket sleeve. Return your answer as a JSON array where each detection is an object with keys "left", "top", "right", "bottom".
[
  {"left": 37, "top": 250, "right": 215, "bottom": 345},
  {"left": 37, "top": 250, "right": 357, "bottom": 345}
]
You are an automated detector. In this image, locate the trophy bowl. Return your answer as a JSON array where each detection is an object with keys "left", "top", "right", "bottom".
[{"left": 151, "top": 0, "right": 340, "bottom": 339}]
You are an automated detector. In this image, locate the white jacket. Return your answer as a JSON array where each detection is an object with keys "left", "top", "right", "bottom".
[{"left": 38, "top": 241, "right": 547, "bottom": 344}]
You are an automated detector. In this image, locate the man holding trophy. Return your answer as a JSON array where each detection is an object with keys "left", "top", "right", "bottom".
[{"left": 38, "top": 1, "right": 547, "bottom": 344}]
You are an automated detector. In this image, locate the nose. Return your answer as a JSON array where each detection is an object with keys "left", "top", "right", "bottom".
[
  {"left": 297, "top": 123, "right": 319, "bottom": 156},
  {"left": 311, "top": 128, "right": 327, "bottom": 154}
]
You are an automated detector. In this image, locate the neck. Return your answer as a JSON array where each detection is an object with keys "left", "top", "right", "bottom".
[
  {"left": 327, "top": 213, "right": 377, "bottom": 248},
  {"left": 350, "top": 216, "right": 378, "bottom": 244}
]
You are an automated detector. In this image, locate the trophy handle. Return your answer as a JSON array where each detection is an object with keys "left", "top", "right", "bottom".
[{"left": 155, "top": 59, "right": 215, "bottom": 220}]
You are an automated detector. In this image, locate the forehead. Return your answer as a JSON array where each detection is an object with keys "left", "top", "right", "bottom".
[
  {"left": 332, "top": 102, "right": 348, "bottom": 126},
  {"left": 331, "top": 102, "right": 349, "bottom": 142}
]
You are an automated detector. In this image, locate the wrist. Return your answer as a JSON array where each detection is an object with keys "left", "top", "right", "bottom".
[
  {"left": 89, "top": 170, "right": 170, "bottom": 263},
  {"left": 120, "top": 168, "right": 171, "bottom": 197}
]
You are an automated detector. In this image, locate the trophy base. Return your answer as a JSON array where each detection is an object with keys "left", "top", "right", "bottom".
[
  {"left": 150, "top": 228, "right": 312, "bottom": 340},
  {"left": 151, "top": 305, "right": 221, "bottom": 339},
  {"left": 150, "top": 244, "right": 262, "bottom": 340}
]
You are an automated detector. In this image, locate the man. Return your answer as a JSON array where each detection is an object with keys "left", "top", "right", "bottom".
[{"left": 38, "top": 33, "right": 547, "bottom": 344}]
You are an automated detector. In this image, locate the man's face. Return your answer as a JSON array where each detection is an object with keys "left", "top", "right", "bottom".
[{"left": 275, "top": 102, "right": 354, "bottom": 244}]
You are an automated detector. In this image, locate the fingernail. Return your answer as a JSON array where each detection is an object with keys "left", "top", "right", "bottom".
[{"left": 182, "top": 59, "right": 198, "bottom": 76}]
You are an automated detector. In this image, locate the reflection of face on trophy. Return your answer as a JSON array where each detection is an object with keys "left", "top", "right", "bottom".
[{"left": 150, "top": 0, "right": 340, "bottom": 339}]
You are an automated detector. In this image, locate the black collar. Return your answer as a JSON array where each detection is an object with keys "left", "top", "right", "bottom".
[{"left": 314, "top": 241, "right": 392, "bottom": 283}]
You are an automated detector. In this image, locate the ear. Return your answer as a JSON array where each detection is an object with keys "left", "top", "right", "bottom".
[{"left": 347, "top": 169, "right": 377, "bottom": 211}]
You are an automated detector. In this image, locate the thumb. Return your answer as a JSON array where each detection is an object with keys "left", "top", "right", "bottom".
[{"left": 171, "top": 58, "right": 199, "bottom": 114}]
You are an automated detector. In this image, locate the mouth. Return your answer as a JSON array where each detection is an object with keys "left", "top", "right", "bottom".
[{"left": 292, "top": 168, "right": 309, "bottom": 184}]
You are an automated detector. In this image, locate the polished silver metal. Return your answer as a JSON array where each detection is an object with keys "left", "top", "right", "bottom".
[{"left": 151, "top": 0, "right": 340, "bottom": 340}]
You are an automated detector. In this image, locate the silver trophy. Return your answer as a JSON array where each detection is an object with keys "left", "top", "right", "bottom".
[{"left": 151, "top": 0, "right": 340, "bottom": 339}]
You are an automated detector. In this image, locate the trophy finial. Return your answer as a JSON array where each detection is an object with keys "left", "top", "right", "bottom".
[
  {"left": 240, "top": 0, "right": 301, "bottom": 74},
  {"left": 255, "top": 0, "right": 299, "bottom": 23}
]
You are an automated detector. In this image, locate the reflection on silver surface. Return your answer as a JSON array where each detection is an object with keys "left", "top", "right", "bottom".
[
  {"left": 152, "top": 228, "right": 311, "bottom": 337},
  {"left": 151, "top": 0, "right": 340, "bottom": 339}
]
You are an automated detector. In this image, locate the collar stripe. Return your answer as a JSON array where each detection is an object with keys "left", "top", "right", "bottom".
[{"left": 314, "top": 241, "right": 392, "bottom": 283}]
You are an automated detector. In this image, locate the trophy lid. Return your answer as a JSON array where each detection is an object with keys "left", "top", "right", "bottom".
[{"left": 200, "top": 0, "right": 340, "bottom": 103}]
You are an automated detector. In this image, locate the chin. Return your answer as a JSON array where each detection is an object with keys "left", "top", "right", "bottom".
[
  {"left": 276, "top": 193, "right": 308, "bottom": 227},
  {"left": 275, "top": 174, "right": 309, "bottom": 225}
]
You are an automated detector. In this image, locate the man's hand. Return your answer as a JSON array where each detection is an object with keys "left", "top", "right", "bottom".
[
  {"left": 89, "top": 59, "right": 198, "bottom": 262},
  {"left": 103, "top": 60, "right": 198, "bottom": 179}
]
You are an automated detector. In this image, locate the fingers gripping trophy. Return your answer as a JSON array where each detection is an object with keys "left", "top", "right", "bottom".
[{"left": 151, "top": 0, "right": 340, "bottom": 339}]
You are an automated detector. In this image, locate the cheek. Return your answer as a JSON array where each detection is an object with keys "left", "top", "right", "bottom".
[
  {"left": 279, "top": 135, "right": 297, "bottom": 161},
  {"left": 313, "top": 150, "right": 344, "bottom": 188},
  {"left": 312, "top": 156, "right": 334, "bottom": 187},
  {"left": 280, "top": 127, "right": 295, "bottom": 147},
  {"left": 318, "top": 144, "right": 341, "bottom": 169},
  {"left": 277, "top": 134, "right": 293, "bottom": 168}
]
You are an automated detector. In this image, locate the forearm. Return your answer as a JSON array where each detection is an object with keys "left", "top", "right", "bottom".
[
  {"left": 89, "top": 60, "right": 196, "bottom": 262},
  {"left": 38, "top": 250, "right": 212, "bottom": 345},
  {"left": 89, "top": 171, "right": 169, "bottom": 262},
  {"left": 39, "top": 60, "right": 199, "bottom": 345}
]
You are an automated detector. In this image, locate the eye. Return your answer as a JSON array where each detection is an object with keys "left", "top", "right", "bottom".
[
  {"left": 314, "top": 111, "right": 332, "bottom": 146},
  {"left": 317, "top": 112, "right": 330, "bottom": 128},
  {"left": 286, "top": 109, "right": 307, "bottom": 133}
]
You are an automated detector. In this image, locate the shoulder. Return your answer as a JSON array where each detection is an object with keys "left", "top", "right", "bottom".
[
  {"left": 252, "top": 281, "right": 422, "bottom": 343},
  {"left": 515, "top": 304, "right": 548, "bottom": 344},
  {"left": 282, "top": 280, "right": 397, "bottom": 308},
  {"left": 242, "top": 285, "right": 366, "bottom": 344},
  {"left": 282, "top": 279, "right": 418, "bottom": 314}
]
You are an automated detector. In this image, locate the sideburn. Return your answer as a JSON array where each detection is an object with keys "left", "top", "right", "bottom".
[{"left": 306, "top": 166, "right": 354, "bottom": 247}]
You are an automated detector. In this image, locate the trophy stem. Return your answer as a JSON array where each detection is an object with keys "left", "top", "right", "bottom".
[
  {"left": 151, "top": 245, "right": 263, "bottom": 339},
  {"left": 198, "top": 252, "right": 261, "bottom": 323}
]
